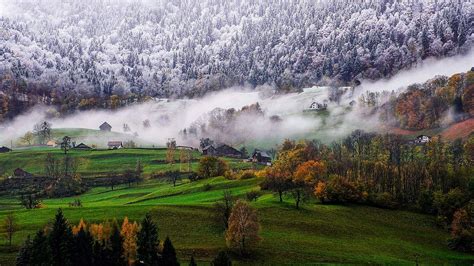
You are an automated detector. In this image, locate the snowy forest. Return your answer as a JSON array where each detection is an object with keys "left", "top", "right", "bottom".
[{"left": 0, "top": 0, "right": 473, "bottom": 120}]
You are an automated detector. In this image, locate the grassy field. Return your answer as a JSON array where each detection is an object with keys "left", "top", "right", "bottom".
[
  {"left": 0, "top": 147, "right": 252, "bottom": 178},
  {"left": 0, "top": 147, "right": 473, "bottom": 265}
]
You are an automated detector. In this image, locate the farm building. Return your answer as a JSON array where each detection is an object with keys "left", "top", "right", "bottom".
[
  {"left": 215, "top": 144, "right": 242, "bottom": 158},
  {"left": 46, "top": 140, "right": 57, "bottom": 147},
  {"left": 304, "top": 99, "right": 327, "bottom": 112},
  {"left": 202, "top": 145, "right": 217, "bottom": 156},
  {"left": 0, "top": 146, "right": 11, "bottom": 153},
  {"left": 108, "top": 141, "right": 123, "bottom": 149},
  {"left": 73, "top": 143, "right": 92, "bottom": 150},
  {"left": 100, "top": 122, "right": 112, "bottom": 132},
  {"left": 252, "top": 149, "right": 272, "bottom": 164},
  {"left": 414, "top": 135, "right": 431, "bottom": 144}
]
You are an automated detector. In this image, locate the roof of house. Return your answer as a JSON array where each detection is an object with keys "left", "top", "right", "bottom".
[
  {"left": 107, "top": 141, "right": 123, "bottom": 146},
  {"left": 202, "top": 145, "right": 215, "bottom": 151},
  {"left": 14, "top": 168, "right": 32, "bottom": 177},
  {"left": 74, "top": 143, "right": 91, "bottom": 149},
  {"left": 254, "top": 149, "right": 271, "bottom": 158},
  {"left": 216, "top": 144, "right": 241, "bottom": 154},
  {"left": 0, "top": 146, "right": 11, "bottom": 152},
  {"left": 100, "top": 122, "right": 112, "bottom": 129}
]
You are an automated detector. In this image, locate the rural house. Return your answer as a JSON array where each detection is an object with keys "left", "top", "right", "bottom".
[
  {"left": 414, "top": 135, "right": 431, "bottom": 144},
  {"left": 73, "top": 143, "right": 92, "bottom": 150},
  {"left": 252, "top": 149, "right": 272, "bottom": 165},
  {"left": 46, "top": 140, "right": 57, "bottom": 147},
  {"left": 100, "top": 122, "right": 112, "bottom": 132},
  {"left": 304, "top": 99, "right": 327, "bottom": 112},
  {"left": 108, "top": 141, "right": 123, "bottom": 149},
  {"left": 0, "top": 146, "right": 11, "bottom": 153},
  {"left": 202, "top": 145, "right": 217, "bottom": 156},
  {"left": 215, "top": 144, "right": 242, "bottom": 158}
]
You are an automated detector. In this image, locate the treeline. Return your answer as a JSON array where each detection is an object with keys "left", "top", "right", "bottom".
[
  {"left": 1, "top": 0, "right": 472, "bottom": 121},
  {"left": 377, "top": 69, "right": 474, "bottom": 130},
  {"left": 17, "top": 210, "right": 180, "bottom": 266},
  {"left": 260, "top": 131, "right": 473, "bottom": 251}
]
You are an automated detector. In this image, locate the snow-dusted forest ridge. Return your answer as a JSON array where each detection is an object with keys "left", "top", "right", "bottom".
[{"left": 0, "top": 0, "right": 472, "bottom": 113}]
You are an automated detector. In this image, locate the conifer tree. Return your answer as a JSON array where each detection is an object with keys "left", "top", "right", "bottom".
[
  {"left": 162, "top": 236, "right": 179, "bottom": 266},
  {"left": 137, "top": 213, "right": 160, "bottom": 265},
  {"left": 73, "top": 227, "right": 93, "bottom": 266},
  {"left": 16, "top": 235, "right": 32, "bottom": 266},
  {"left": 30, "top": 230, "right": 49, "bottom": 265},
  {"left": 48, "top": 209, "right": 74, "bottom": 266},
  {"left": 110, "top": 222, "right": 126, "bottom": 266}
]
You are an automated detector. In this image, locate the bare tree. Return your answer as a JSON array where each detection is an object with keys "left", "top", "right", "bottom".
[{"left": 2, "top": 213, "right": 18, "bottom": 246}]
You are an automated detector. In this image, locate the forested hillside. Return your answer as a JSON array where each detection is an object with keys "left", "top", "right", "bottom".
[{"left": 0, "top": 0, "right": 472, "bottom": 120}]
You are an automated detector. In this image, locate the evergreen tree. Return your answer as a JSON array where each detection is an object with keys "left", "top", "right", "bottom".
[
  {"left": 16, "top": 236, "right": 32, "bottom": 266},
  {"left": 137, "top": 213, "right": 160, "bottom": 265},
  {"left": 110, "top": 222, "right": 126, "bottom": 266},
  {"left": 30, "top": 230, "right": 50, "bottom": 265},
  {"left": 162, "top": 236, "right": 179, "bottom": 266},
  {"left": 73, "top": 227, "right": 93, "bottom": 266},
  {"left": 49, "top": 209, "right": 74, "bottom": 266},
  {"left": 211, "top": 251, "right": 231, "bottom": 266}
]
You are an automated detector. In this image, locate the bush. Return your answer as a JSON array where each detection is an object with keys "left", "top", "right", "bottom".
[
  {"left": 197, "top": 157, "right": 229, "bottom": 179},
  {"left": 314, "top": 175, "right": 363, "bottom": 203},
  {"left": 371, "top": 192, "right": 397, "bottom": 209},
  {"left": 433, "top": 188, "right": 470, "bottom": 225},
  {"left": 246, "top": 190, "right": 262, "bottom": 202},
  {"left": 237, "top": 170, "right": 257, "bottom": 180}
]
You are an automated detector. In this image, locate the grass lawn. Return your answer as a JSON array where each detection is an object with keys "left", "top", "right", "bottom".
[{"left": 0, "top": 147, "right": 473, "bottom": 265}]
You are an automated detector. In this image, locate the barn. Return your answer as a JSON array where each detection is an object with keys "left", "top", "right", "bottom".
[{"left": 100, "top": 122, "right": 112, "bottom": 132}]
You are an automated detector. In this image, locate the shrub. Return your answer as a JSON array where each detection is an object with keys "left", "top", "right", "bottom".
[
  {"left": 197, "top": 157, "right": 229, "bottom": 179},
  {"left": 433, "top": 188, "right": 470, "bottom": 225},
  {"left": 371, "top": 192, "right": 397, "bottom": 209},
  {"left": 246, "top": 190, "right": 262, "bottom": 202},
  {"left": 314, "top": 175, "right": 363, "bottom": 203},
  {"left": 237, "top": 170, "right": 257, "bottom": 180}
]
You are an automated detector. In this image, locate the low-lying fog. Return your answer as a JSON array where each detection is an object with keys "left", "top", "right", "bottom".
[{"left": 1, "top": 50, "right": 473, "bottom": 149}]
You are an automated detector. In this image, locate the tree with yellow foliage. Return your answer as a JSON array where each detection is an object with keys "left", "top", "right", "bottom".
[
  {"left": 121, "top": 217, "right": 139, "bottom": 265},
  {"left": 225, "top": 200, "right": 261, "bottom": 255}
]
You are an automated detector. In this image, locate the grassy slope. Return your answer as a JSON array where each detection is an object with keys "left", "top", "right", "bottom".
[
  {"left": 0, "top": 147, "right": 251, "bottom": 178},
  {"left": 0, "top": 148, "right": 473, "bottom": 265}
]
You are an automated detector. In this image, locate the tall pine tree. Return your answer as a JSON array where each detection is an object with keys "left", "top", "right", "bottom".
[
  {"left": 137, "top": 213, "right": 160, "bottom": 265},
  {"left": 49, "top": 209, "right": 74, "bottom": 266},
  {"left": 162, "top": 236, "right": 179, "bottom": 266},
  {"left": 110, "top": 221, "right": 126, "bottom": 266}
]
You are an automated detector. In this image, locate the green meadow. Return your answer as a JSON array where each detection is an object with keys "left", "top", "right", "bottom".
[{"left": 0, "top": 146, "right": 473, "bottom": 265}]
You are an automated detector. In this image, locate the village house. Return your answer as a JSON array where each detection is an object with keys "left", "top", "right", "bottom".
[
  {"left": 202, "top": 144, "right": 242, "bottom": 158},
  {"left": 108, "top": 141, "right": 123, "bottom": 149},
  {"left": 202, "top": 145, "right": 217, "bottom": 156},
  {"left": 252, "top": 149, "right": 272, "bottom": 165},
  {"left": 414, "top": 135, "right": 431, "bottom": 144},
  {"left": 73, "top": 143, "right": 92, "bottom": 150},
  {"left": 100, "top": 122, "right": 112, "bottom": 132},
  {"left": 304, "top": 99, "right": 328, "bottom": 112},
  {"left": 215, "top": 144, "right": 243, "bottom": 158},
  {"left": 46, "top": 140, "right": 57, "bottom": 147},
  {"left": 0, "top": 146, "right": 11, "bottom": 153}
]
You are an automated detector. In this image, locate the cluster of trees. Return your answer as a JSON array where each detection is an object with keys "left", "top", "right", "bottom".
[
  {"left": 379, "top": 69, "right": 474, "bottom": 130},
  {"left": 181, "top": 103, "right": 280, "bottom": 145},
  {"left": 1, "top": 0, "right": 472, "bottom": 121},
  {"left": 17, "top": 210, "right": 180, "bottom": 266},
  {"left": 260, "top": 131, "right": 473, "bottom": 251}
]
